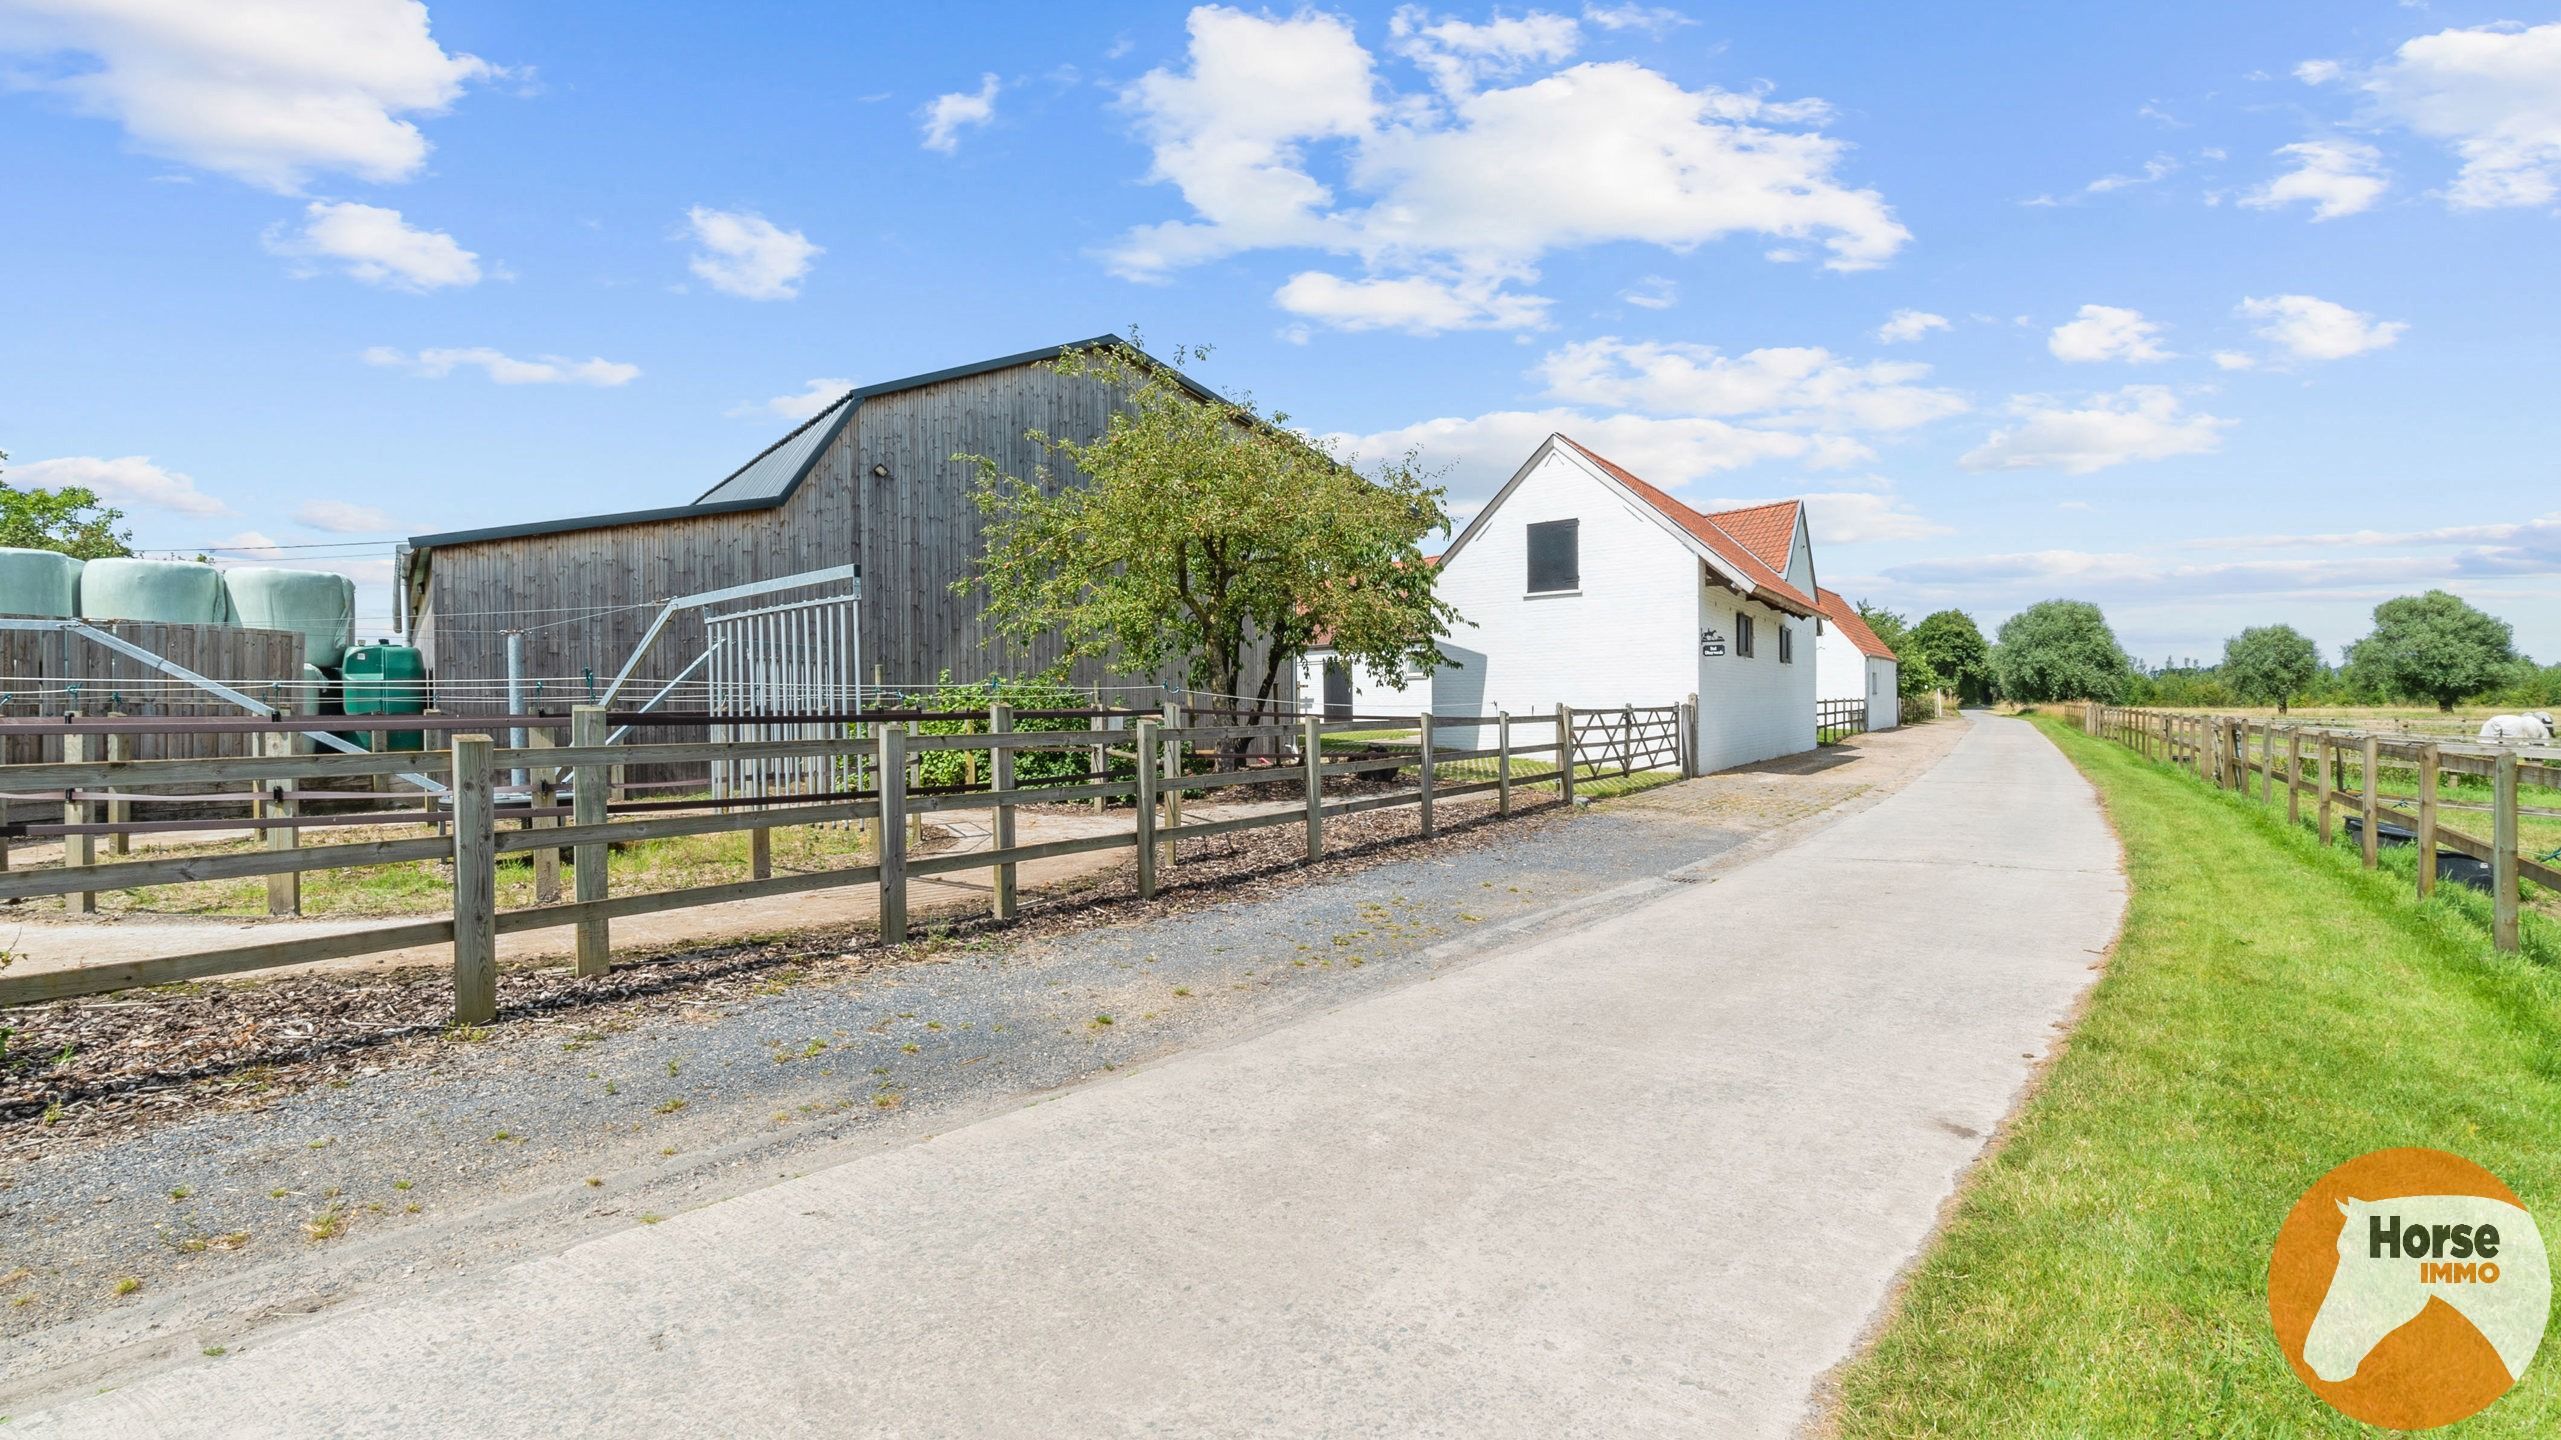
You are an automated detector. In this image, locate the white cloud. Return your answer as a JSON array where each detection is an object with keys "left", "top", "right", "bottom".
[
  {"left": 728, "top": 378, "right": 854, "bottom": 420},
  {"left": 682, "top": 206, "right": 821, "bottom": 301},
  {"left": 1388, "top": 6, "right": 1580, "bottom": 97},
  {"left": 1580, "top": 3, "right": 1691, "bottom": 35},
  {"left": 2047, "top": 304, "right": 2172, "bottom": 364},
  {"left": 2084, "top": 153, "right": 2179, "bottom": 193},
  {"left": 1273, "top": 269, "right": 1550, "bottom": 333},
  {"left": 292, "top": 499, "right": 396, "bottom": 533},
  {"left": 1109, "top": 7, "right": 1905, "bottom": 327},
  {"left": 2294, "top": 59, "right": 2344, "bottom": 85},
  {"left": 1535, "top": 336, "right": 1967, "bottom": 431},
  {"left": 1326, "top": 408, "right": 1866, "bottom": 507},
  {"left": 261, "top": 200, "right": 481, "bottom": 289},
  {"left": 1875, "top": 308, "right": 1949, "bottom": 343},
  {"left": 920, "top": 73, "right": 1000, "bottom": 153},
  {"left": 2356, "top": 22, "right": 2561, "bottom": 208},
  {"left": 1618, "top": 274, "right": 1678, "bottom": 309},
  {"left": 2237, "top": 293, "right": 2407, "bottom": 360},
  {"left": 1959, "top": 386, "right": 2230, "bottom": 475},
  {"left": 11, "top": 455, "right": 228, "bottom": 516},
  {"left": 0, "top": 0, "right": 496, "bottom": 191},
  {"left": 362, "top": 346, "right": 639, "bottom": 386},
  {"left": 2240, "top": 138, "right": 2389, "bottom": 220},
  {"left": 2211, "top": 350, "right": 2257, "bottom": 371}
]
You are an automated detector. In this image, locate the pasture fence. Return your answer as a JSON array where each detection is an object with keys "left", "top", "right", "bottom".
[
  {"left": 1817, "top": 698, "right": 1868, "bottom": 744},
  {"left": 2084, "top": 704, "right": 2559, "bottom": 952},
  {"left": 0, "top": 699, "right": 1698, "bottom": 1020}
]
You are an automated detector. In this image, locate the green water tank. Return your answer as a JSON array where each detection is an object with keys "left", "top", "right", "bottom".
[{"left": 338, "top": 642, "right": 428, "bottom": 751}]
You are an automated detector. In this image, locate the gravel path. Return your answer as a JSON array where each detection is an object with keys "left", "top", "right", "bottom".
[{"left": 0, "top": 722, "right": 1962, "bottom": 1398}]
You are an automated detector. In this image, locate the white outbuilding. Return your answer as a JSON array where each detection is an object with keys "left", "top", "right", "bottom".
[
  {"left": 1396, "top": 434, "right": 1825, "bottom": 773},
  {"left": 1813, "top": 586, "right": 1900, "bottom": 732}
]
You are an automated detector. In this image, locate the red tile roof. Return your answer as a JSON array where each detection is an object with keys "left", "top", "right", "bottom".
[
  {"left": 1556, "top": 438, "right": 1818, "bottom": 616},
  {"left": 1814, "top": 586, "right": 1898, "bottom": 661},
  {"left": 1701, "top": 499, "right": 1801, "bottom": 573}
]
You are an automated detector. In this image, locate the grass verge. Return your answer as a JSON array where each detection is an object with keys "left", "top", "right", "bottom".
[{"left": 1832, "top": 714, "right": 2561, "bottom": 1437}]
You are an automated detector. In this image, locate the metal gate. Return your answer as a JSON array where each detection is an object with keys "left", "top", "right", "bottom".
[{"left": 705, "top": 587, "right": 861, "bottom": 803}]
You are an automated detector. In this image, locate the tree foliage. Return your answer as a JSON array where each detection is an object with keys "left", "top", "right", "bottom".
[
  {"left": 1906, "top": 609, "right": 1993, "bottom": 702},
  {"left": 957, "top": 341, "right": 1458, "bottom": 725},
  {"left": 0, "top": 449, "right": 131, "bottom": 559},
  {"left": 1992, "top": 599, "right": 2135, "bottom": 703},
  {"left": 2343, "top": 590, "right": 2518, "bottom": 712},
  {"left": 2219, "top": 624, "right": 2320, "bottom": 713},
  {"left": 1855, "top": 600, "right": 1942, "bottom": 700}
]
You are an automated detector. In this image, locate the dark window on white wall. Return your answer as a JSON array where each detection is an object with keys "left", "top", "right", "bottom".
[
  {"left": 1526, "top": 519, "right": 1580, "bottom": 593},
  {"left": 1778, "top": 624, "right": 1794, "bottom": 664},
  {"left": 1735, "top": 611, "right": 1756, "bottom": 657}
]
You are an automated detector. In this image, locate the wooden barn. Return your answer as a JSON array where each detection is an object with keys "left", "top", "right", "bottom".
[{"left": 401, "top": 336, "right": 1293, "bottom": 714}]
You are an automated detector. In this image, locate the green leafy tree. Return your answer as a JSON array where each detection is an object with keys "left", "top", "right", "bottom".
[
  {"left": 1992, "top": 599, "right": 2135, "bottom": 703},
  {"left": 2220, "top": 624, "right": 2320, "bottom": 712},
  {"left": 2343, "top": 590, "right": 2518, "bottom": 712},
  {"left": 0, "top": 449, "right": 131, "bottom": 559},
  {"left": 958, "top": 341, "right": 1458, "bottom": 733},
  {"left": 1907, "top": 609, "right": 1993, "bottom": 703},
  {"left": 1856, "top": 600, "right": 1942, "bottom": 701}
]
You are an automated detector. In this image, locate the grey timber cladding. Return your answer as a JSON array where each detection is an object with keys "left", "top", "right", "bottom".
[{"left": 412, "top": 344, "right": 1291, "bottom": 712}]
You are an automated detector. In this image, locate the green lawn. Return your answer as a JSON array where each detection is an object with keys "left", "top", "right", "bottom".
[{"left": 1833, "top": 715, "right": 2561, "bottom": 1437}]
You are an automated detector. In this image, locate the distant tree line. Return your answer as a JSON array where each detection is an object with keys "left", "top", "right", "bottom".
[{"left": 1846, "top": 586, "right": 2557, "bottom": 713}]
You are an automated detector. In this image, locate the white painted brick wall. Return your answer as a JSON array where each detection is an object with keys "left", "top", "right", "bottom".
[{"left": 1693, "top": 586, "right": 1817, "bottom": 772}]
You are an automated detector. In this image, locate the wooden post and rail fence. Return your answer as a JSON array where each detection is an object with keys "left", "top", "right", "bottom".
[
  {"left": 2082, "top": 703, "right": 2557, "bottom": 952},
  {"left": 0, "top": 700, "right": 1694, "bottom": 1020}
]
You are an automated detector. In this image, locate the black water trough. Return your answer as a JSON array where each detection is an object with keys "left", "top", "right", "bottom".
[{"left": 2339, "top": 815, "right": 2494, "bottom": 892}]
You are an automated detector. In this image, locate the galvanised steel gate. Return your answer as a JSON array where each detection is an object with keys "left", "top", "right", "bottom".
[{"left": 704, "top": 587, "right": 860, "bottom": 803}]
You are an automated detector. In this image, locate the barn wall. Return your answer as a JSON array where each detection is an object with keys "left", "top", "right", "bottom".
[{"left": 419, "top": 354, "right": 1294, "bottom": 715}]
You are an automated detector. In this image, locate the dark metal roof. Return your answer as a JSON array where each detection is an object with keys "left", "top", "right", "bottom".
[{"left": 410, "top": 335, "right": 1197, "bottom": 549}]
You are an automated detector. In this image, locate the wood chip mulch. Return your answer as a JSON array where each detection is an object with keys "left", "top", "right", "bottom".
[{"left": 0, "top": 790, "right": 1561, "bottom": 1165}]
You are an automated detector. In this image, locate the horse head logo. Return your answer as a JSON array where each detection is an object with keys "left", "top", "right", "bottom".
[{"left": 2304, "top": 1195, "right": 2551, "bottom": 1385}]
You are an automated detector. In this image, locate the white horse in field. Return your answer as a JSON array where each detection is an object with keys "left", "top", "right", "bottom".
[
  {"left": 2478, "top": 711, "right": 2555, "bottom": 743},
  {"left": 2305, "top": 1195, "right": 2550, "bottom": 1384}
]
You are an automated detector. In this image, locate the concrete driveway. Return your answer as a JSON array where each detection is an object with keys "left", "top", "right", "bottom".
[{"left": 14, "top": 716, "right": 2124, "bottom": 1438}]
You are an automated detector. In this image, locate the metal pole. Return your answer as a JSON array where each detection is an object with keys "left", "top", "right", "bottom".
[{"left": 504, "top": 630, "right": 527, "bottom": 790}]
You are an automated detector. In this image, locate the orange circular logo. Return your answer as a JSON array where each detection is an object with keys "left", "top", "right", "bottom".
[{"left": 2268, "top": 1147, "right": 2551, "bottom": 1430}]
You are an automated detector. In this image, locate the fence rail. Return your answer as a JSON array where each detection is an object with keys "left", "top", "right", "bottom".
[
  {"left": 2086, "top": 704, "right": 2556, "bottom": 952},
  {"left": 1817, "top": 698, "right": 1868, "bottom": 744},
  {"left": 0, "top": 699, "right": 1696, "bottom": 1017}
]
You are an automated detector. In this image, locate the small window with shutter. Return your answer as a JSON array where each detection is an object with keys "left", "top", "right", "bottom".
[
  {"left": 1526, "top": 519, "right": 1580, "bottom": 594},
  {"left": 1735, "top": 611, "right": 1756, "bottom": 658},
  {"left": 1779, "top": 624, "right": 1794, "bottom": 664}
]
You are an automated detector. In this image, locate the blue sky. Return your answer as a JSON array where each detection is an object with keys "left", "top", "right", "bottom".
[{"left": 2, "top": 0, "right": 2555, "bottom": 664}]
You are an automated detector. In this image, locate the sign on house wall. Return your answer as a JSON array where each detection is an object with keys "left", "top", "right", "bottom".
[{"left": 1699, "top": 627, "right": 1727, "bottom": 657}]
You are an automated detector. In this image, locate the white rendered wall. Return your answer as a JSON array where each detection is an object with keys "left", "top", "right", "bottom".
[{"left": 1693, "top": 584, "right": 1818, "bottom": 772}]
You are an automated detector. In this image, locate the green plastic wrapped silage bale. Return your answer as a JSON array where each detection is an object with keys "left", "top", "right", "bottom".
[
  {"left": 77, "top": 557, "right": 227, "bottom": 625},
  {"left": 224, "top": 567, "right": 357, "bottom": 669},
  {"left": 0, "top": 547, "right": 84, "bottom": 617}
]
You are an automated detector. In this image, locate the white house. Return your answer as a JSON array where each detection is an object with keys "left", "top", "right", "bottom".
[
  {"left": 1813, "top": 587, "right": 1900, "bottom": 732},
  {"left": 1400, "top": 434, "right": 1824, "bottom": 773}
]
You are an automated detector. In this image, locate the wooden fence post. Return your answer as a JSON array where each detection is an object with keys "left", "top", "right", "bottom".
[
  {"left": 1556, "top": 704, "right": 1576, "bottom": 807},
  {"left": 878, "top": 721, "right": 908, "bottom": 943},
  {"left": 2260, "top": 723, "right": 2274, "bottom": 806},
  {"left": 2316, "top": 735, "right": 2335, "bottom": 845},
  {"left": 2360, "top": 735, "right": 2381, "bottom": 869},
  {"left": 1417, "top": 712, "right": 1437, "bottom": 838},
  {"left": 570, "top": 705, "right": 610, "bottom": 978},
  {"left": 529, "top": 726, "right": 561, "bottom": 906},
  {"left": 2286, "top": 732, "right": 2303, "bottom": 825},
  {"left": 2416, "top": 742, "right": 2440, "bottom": 901},
  {"left": 1679, "top": 695, "right": 1698, "bottom": 777},
  {"left": 1302, "top": 715, "right": 1323, "bottom": 863},
  {"left": 262, "top": 729, "right": 300, "bottom": 916},
  {"left": 1496, "top": 710, "right": 1513, "bottom": 817},
  {"left": 1090, "top": 699, "right": 1109, "bottom": 815},
  {"left": 989, "top": 701, "right": 1016, "bottom": 922},
  {"left": 106, "top": 724, "right": 130, "bottom": 856},
  {"left": 2493, "top": 752, "right": 2520, "bottom": 952},
  {"left": 1134, "top": 717, "right": 1159, "bottom": 899},
  {"left": 450, "top": 734, "right": 497, "bottom": 1026},
  {"left": 62, "top": 720, "right": 93, "bottom": 914}
]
